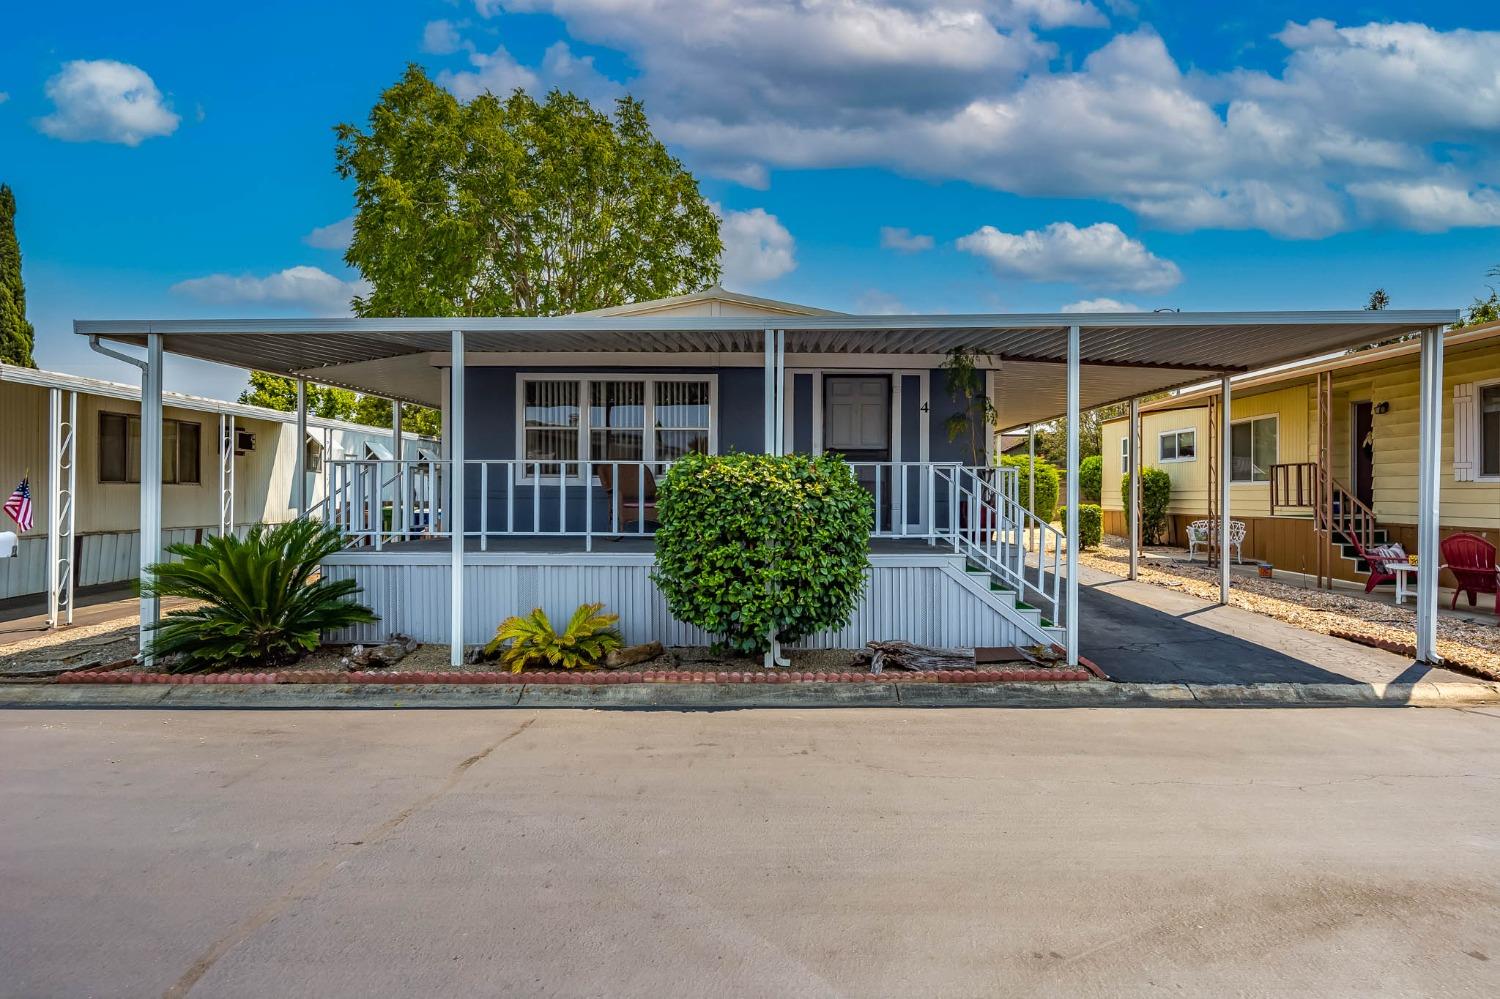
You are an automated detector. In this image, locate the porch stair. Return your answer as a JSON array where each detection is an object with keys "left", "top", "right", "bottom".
[
  {"left": 958, "top": 562, "right": 1067, "bottom": 647},
  {"left": 1328, "top": 494, "right": 1394, "bottom": 577}
]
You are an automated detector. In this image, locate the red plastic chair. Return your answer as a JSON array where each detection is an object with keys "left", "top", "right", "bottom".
[
  {"left": 1440, "top": 533, "right": 1498, "bottom": 615},
  {"left": 1352, "top": 538, "right": 1405, "bottom": 593}
]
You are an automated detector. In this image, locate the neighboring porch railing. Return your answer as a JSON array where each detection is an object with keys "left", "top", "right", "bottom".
[{"left": 1269, "top": 461, "right": 1318, "bottom": 516}]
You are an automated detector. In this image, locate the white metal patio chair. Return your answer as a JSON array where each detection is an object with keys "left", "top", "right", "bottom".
[{"left": 1187, "top": 518, "right": 1246, "bottom": 563}]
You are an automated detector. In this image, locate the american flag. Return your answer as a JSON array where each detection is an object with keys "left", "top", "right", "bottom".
[{"left": 4, "top": 477, "right": 33, "bottom": 533}]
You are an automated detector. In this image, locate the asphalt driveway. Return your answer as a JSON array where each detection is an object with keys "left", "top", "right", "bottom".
[{"left": 1073, "top": 563, "right": 1476, "bottom": 685}]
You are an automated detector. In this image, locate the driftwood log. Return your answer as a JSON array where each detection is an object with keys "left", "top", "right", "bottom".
[
  {"left": 345, "top": 633, "right": 418, "bottom": 670},
  {"left": 860, "top": 640, "right": 977, "bottom": 674},
  {"left": 604, "top": 641, "right": 664, "bottom": 670}
]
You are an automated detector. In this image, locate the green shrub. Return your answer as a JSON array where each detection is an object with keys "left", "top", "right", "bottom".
[
  {"left": 485, "top": 603, "right": 622, "bottom": 672},
  {"left": 1079, "top": 455, "right": 1103, "bottom": 502},
  {"left": 652, "top": 452, "right": 873, "bottom": 654},
  {"left": 999, "top": 454, "right": 1059, "bottom": 524},
  {"left": 142, "top": 520, "right": 376, "bottom": 673},
  {"left": 1122, "top": 467, "right": 1174, "bottom": 544},
  {"left": 1057, "top": 503, "right": 1103, "bottom": 549}
]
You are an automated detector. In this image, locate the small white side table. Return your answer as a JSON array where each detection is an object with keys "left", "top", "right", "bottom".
[{"left": 1390, "top": 563, "right": 1440, "bottom": 605}]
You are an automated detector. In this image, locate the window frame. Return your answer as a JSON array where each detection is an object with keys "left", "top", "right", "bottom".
[
  {"left": 1229, "top": 414, "right": 1279, "bottom": 485},
  {"left": 98, "top": 412, "right": 203, "bottom": 485},
  {"left": 1156, "top": 428, "right": 1197, "bottom": 464},
  {"left": 514, "top": 373, "right": 719, "bottom": 483},
  {"left": 1120, "top": 433, "right": 1131, "bottom": 475},
  {"left": 1477, "top": 377, "right": 1500, "bottom": 482}
]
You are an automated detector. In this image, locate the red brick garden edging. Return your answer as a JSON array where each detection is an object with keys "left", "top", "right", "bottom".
[{"left": 57, "top": 666, "right": 1094, "bottom": 685}]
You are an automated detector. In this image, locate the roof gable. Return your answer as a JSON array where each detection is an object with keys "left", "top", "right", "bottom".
[{"left": 578, "top": 286, "right": 843, "bottom": 319}]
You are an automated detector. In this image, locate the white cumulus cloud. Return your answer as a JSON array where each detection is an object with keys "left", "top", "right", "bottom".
[
  {"left": 465, "top": 6, "right": 1500, "bottom": 237},
  {"left": 957, "top": 222, "right": 1181, "bottom": 293},
  {"left": 880, "top": 226, "right": 934, "bottom": 252},
  {"left": 1061, "top": 298, "right": 1144, "bottom": 313},
  {"left": 36, "top": 60, "right": 179, "bottom": 146},
  {"left": 170, "top": 266, "right": 369, "bottom": 314},
  {"left": 717, "top": 206, "right": 797, "bottom": 285},
  {"left": 303, "top": 216, "right": 354, "bottom": 251},
  {"left": 422, "top": 19, "right": 469, "bottom": 55}
]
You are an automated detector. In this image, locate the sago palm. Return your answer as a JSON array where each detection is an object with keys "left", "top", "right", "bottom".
[
  {"left": 141, "top": 519, "right": 376, "bottom": 673},
  {"left": 485, "top": 603, "right": 622, "bottom": 672}
]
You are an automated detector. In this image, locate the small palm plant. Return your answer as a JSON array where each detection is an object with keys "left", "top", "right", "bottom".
[
  {"left": 485, "top": 603, "right": 622, "bottom": 672},
  {"left": 142, "top": 520, "right": 376, "bottom": 673}
]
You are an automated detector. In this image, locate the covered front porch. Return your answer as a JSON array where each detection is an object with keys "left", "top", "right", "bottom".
[{"left": 76, "top": 303, "right": 1460, "bottom": 668}]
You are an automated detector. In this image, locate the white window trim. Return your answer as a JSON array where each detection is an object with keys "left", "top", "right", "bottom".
[
  {"left": 515, "top": 372, "right": 719, "bottom": 483},
  {"left": 1476, "top": 377, "right": 1500, "bottom": 482},
  {"left": 1157, "top": 428, "right": 1197, "bottom": 464},
  {"left": 1120, "top": 434, "right": 1131, "bottom": 475},
  {"left": 1229, "top": 414, "right": 1278, "bottom": 485}
]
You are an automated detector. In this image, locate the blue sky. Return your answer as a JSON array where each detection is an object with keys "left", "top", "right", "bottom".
[{"left": 3, "top": 0, "right": 1498, "bottom": 399}]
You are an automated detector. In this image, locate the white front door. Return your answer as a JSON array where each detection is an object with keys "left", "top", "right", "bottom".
[{"left": 824, "top": 377, "right": 890, "bottom": 455}]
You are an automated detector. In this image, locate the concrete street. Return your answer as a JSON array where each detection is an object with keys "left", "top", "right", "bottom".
[{"left": 4, "top": 708, "right": 1500, "bottom": 998}]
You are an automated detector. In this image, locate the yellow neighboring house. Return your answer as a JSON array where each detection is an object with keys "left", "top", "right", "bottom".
[{"left": 1101, "top": 321, "right": 1500, "bottom": 590}]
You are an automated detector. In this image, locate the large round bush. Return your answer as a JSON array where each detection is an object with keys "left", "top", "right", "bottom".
[{"left": 651, "top": 452, "right": 874, "bottom": 654}]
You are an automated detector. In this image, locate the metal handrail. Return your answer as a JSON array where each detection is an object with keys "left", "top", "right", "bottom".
[{"left": 931, "top": 465, "right": 1064, "bottom": 630}]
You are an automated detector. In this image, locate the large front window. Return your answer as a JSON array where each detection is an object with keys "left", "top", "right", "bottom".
[
  {"left": 1230, "top": 416, "right": 1277, "bottom": 483},
  {"left": 519, "top": 375, "right": 715, "bottom": 477}
]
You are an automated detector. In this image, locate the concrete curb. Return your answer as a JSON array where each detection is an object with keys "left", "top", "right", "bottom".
[{"left": 2, "top": 679, "right": 1498, "bottom": 710}]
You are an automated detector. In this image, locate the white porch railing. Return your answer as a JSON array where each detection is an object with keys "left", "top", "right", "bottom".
[
  {"left": 932, "top": 465, "right": 1065, "bottom": 629},
  {"left": 321, "top": 458, "right": 1067, "bottom": 630}
]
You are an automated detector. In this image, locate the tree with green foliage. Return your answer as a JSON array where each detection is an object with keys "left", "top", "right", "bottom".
[
  {"left": 239, "top": 371, "right": 356, "bottom": 420},
  {"left": 350, "top": 394, "right": 442, "bottom": 438},
  {"left": 1366, "top": 288, "right": 1389, "bottom": 311},
  {"left": 1454, "top": 268, "right": 1500, "bottom": 328},
  {"left": 1036, "top": 404, "right": 1124, "bottom": 465},
  {"left": 335, "top": 66, "right": 723, "bottom": 319},
  {"left": 0, "top": 183, "right": 37, "bottom": 367},
  {"left": 939, "top": 346, "right": 998, "bottom": 465},
  {"left": 237, "top": 371, "right": 442, "bottom": 437}
]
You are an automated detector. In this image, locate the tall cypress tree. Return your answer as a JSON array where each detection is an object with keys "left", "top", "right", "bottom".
[{"left": 0, "top": 184, "right": 37, "bottom": 368}]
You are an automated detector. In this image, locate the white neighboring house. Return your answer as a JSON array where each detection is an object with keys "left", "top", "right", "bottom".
[{"left": 0, "top": 363, "right": 437, "bottom": 610}]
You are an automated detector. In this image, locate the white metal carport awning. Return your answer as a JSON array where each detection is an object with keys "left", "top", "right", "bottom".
[{"left": 76, "top": 310, "right": 1460, "bottom": 428}]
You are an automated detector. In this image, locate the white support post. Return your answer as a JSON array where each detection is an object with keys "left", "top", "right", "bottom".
[
  {"left": 391, "top": 400, "right": 404, "bottom": 541},
  {"left": 218, "top": 413, "right": 235, "bottom": 537},
  {"left": 1064, "top": 325, "right": 1080, "bottom": 666},
  {"left": 763, "top": 328, "right": 776, "bottom": 455},
  {"left": 1415, "top": 326, "right": 1444, "bottom": 663},
  {"left": 47, "top": 388, "right": 77, "bottom": 628},
  {"left": 139, "top": 334, "right": 164, "bottom": 660},
  {"left": 774, "top": 330, "right": 787, "bottom": 456},
  {"left": 293, "top": 378, "right": 308, "bottom": 515},
  {"left": 450, "top": 332, "right": 466, "bottom": 666},
  {"left": 1027, "top": 424, "right": 1036, "bottom": 559},
  {"left": 1128, "top": 397, "right": 1140, "bottom": 581},
  {"left": 1218, "top": 375, "right": 1232, "bottom": 604}
]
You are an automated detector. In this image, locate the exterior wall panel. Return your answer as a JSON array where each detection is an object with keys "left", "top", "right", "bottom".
[{"left": 323, "top": 554, "right": 1023, "bottom": 650}]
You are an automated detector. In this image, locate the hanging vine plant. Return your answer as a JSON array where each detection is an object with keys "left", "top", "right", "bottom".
[{"left": 940, "top": 346, "right": 999, "bottom": 466}]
